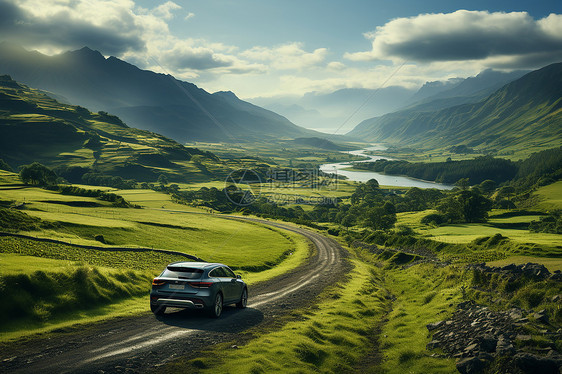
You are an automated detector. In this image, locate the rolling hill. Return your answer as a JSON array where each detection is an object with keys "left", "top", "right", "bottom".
[
  {"left": 0, "top": 75, "right": 229, "bottom": 183},
  {"left": 348, "top": 63, "right": 562, "bottom": 155},
  {"left": 0, "top": 43, "right": 316, "bottom": 143}
]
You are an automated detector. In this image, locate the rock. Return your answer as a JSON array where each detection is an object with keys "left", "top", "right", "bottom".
[
  {"left": 464, "top": 343, "right": 479, "bottom": 353},
  {"left": 501, "top": 264, "right": 517, "bottom": 271},
  {"left": 479, "top": 336, "right": 497, "bottom": 353},
  {"left": 427, "top": 321, "right": 443, "bottom": 331},
  {"left": 496, "top": 337, "right": 515, "bottom": 356},
  {"left": 509, "top": 309, "right": 523, "bottom": 320},
  {"left": 513, "top": 352, "right": 560, "bottom": 374},
  {"left": 427, "top": 340, "right": 441, "bottom": 350},
  {"left": 533, "top": 312, "right": 549, "bottom": 324},
  {"left": 456, "top": 356, "right": 486, "bottom": 374}
]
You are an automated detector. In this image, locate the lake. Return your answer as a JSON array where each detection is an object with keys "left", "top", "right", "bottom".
[{"left": 319, "top": 145, "right": 454, "bottom": 190}]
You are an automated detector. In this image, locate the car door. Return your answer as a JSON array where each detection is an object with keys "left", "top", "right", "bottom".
[{"left": 222, "top": 266, "right": 242, "bottom": 303}]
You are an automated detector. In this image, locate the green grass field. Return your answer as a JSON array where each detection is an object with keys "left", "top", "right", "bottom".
[
  {"left": 1, "top": 183, "right": 302, "bottom": 269},
  {"left": 533, "top": 181, "right": 562, "bottom": 210},
  {"left": 396, "top": 209, "right": 561, "bottom": 251}
]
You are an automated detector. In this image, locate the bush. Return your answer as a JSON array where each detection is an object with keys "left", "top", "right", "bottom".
[{"left": 421, "top": 213, "right": 447, "bottom": 226}]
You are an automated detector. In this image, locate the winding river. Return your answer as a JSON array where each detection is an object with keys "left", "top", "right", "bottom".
[{"left": 319, "top": 145, "right": 453, "bottom": 190}]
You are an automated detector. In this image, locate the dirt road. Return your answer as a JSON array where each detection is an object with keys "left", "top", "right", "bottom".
[{"left": 0, "top": 218, "right": 349, "bottom": 373}]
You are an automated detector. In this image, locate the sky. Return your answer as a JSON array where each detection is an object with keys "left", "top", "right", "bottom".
[{"left": 1, "top": 0, "right": 561, "bottom": 99}]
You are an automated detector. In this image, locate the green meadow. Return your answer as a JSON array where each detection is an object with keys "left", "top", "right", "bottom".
[
  {"left": 396, "top": 207, "right": 561, "bottom": 258},
  {"left": 0, "top": 172, "right": 311, "bottom": 340}
]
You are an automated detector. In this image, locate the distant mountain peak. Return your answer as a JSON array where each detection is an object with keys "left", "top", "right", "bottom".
[
  {"left": 0, "top": 43, "right": 315, "bottom": 142},
  {"left": 213, "top": 90, "right": 239, "bottom": 100},
  {"left": 65, "top": 46, "right": 106, "bottom": 61}
]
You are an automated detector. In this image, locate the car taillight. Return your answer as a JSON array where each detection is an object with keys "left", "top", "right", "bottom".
[
  {"left": 152, "top": 278, "right": 166, "bottom": 286},
  {"left": 189, "top": 282, "right": 213, "bottom": 288}
]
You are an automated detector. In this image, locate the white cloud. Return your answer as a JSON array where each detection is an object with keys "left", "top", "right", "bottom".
[
  {"left": 345, "top": 10, "right": 562, "bottom": 69},
  {"left": 241, "top": 42, "right": 328, "bottom": 70},
  {"left": 327, "top": 61, "right": 346, "bottom": 71},
  {"left": 185, "top": 12, "right": 195, "bottom": 20},
  {"left": 153, "top": 1, "right": 181, "bottom": 20}
]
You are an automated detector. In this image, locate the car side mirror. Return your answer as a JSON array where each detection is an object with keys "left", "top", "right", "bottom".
[{"left": 236, "top": 274, "right": 242, "bottom": 279}]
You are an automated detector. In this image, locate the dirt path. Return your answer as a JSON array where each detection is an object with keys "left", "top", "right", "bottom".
[{"left": 0, "top": 218, "right": 349, "bottom": 373}]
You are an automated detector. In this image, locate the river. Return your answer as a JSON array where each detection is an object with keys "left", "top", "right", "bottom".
[{"left": 319, "top": 145, "right": 453, "bottom": 190}]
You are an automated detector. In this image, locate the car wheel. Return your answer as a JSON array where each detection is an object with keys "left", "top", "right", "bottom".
[
  {"left": 236, "top": 288, "right": 248, "bottom": 309},
  {"left": 209, "top": 292, "right": 223, "bottom": 318},
  {"left": 151, "top": 304, "right": 166, "bottom": 315}
]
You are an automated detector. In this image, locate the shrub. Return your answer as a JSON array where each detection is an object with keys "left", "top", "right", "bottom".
[{"left": 421, "top": 213, "right": 447, "bottom": 226}]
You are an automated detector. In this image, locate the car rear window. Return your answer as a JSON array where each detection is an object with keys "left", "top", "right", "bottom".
[{"left": 162, "top": 267, "right": 204, "bottom": 279}]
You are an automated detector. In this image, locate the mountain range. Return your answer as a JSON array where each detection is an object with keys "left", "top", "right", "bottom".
[
  {"left": 250, "top": 69, "right": 529, "bottom": 135},
  {"left": 250, "top": 86, "right": 415, "bottom": 134},
  {"left": 0, "top": 42, "right": 316, "bottom": 143},
  {"left": 348, "top": 63, "right": 562, "bottom": 154},
  {"left": 0, "top": 74, "right": 229, "bottom": 183}
]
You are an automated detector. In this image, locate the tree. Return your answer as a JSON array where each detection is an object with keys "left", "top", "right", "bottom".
[
  {"left": 455, "top": 178, "right": 470, "bottom": 190},
  {"left": 437, "top": 190, "right": 492, "bottom": 223},
  {"left": 157, "top": 174, "right": 169, "bottom": 185},
  {"left": 497, "top": 186, "right": 515, "bottom": 201},
  {"left": 350, "top": 179, "right": 380, "bottom": 205},
  {"left": 20, "top": 162, "right": 57, "bottom": 186},
  {"left": 362, "top": 205, "right": 397, "bottom": 230},
  {"left": 479, "top": 180, "right": 497, "bottom": 194}
]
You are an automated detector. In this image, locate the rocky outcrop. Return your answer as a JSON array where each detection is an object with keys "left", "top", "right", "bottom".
[
  {"left": 467, "top": 262, "right": 561, "bottom": 282},
  {"left": 426, "top": 300, "right": 562, "bottom": 373}
]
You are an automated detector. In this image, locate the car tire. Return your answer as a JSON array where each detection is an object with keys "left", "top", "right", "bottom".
[
  {"left": 151, "top": 304, "right": 166, "bottom": 315},
  {"left": 209, "top": 292, "right": 223, "bottom": 318},
  {"left": 236, "top": 288, "right": 248, "bottom": 309}
]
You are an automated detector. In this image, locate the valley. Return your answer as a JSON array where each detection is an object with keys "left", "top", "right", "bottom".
[{"left": 1, "top": 37, "right": 561, "bottom": 374}]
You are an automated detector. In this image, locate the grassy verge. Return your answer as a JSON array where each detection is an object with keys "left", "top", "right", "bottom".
[
  {"left": 161, "top": 259, "right": 390, "bottom": 373},
  {"left": 0, "top": 262, "right": 153, "bottom": 342},
  {"left": 377, "top": 264, "right": 462, "bottom": 373}
]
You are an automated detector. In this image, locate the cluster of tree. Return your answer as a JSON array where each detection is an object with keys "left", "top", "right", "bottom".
[
  {"left": 513, "top": 146, "right": 562, "bottom": 191},
  {"left": 18, "top": 163, "right": 136, "bottom": 208},
  {"left": 170, "top": 178, "right": 399, "bottom": 231},
  {"left": 52, "top": 185, "right": 137, "bottom": 208},
  {"left": 20, "top": 162, "right": 58, "bottom": 186},
  {"left": 54, "top": 166, "right": 138, "bottom": 189},
  {"left": 434, "top": 189, "right": 493, "bottom": 223},
  {"left": 354, "top": 156, "right": 518, "bottom": 185},
  {"left": 81, "top": 173, "right": 138, "bottom": 189}
]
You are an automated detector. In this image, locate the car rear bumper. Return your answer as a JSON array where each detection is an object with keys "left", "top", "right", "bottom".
[{"left": 154, "top": 298, "right": 205, "bottom": 309}]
